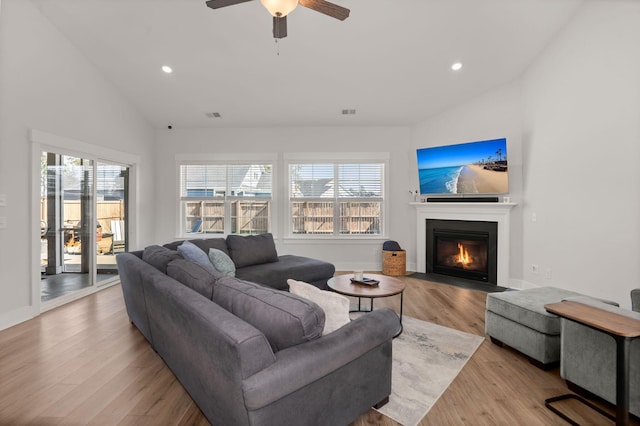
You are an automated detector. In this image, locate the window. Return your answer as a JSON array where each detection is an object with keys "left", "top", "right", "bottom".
[
  {"left": 288, "top": 162, "right": 384, "bottom": 237},
  {"left": 179, "top": 164, "right": 272, "bottom": 235}
]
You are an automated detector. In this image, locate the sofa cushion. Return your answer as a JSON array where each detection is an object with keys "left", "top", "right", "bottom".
[
  {"left": 167, "top": 258, "right": 222, "bottom": 300},
  {"left": 163, "top": 238, "right": 230, "bottom": 257},
  {"left": 163, "top": 240, "right": 188, "bottom": 251},
  {"left": 208, "top": 248, "right": 236, "bottom": 277},
  {"left": 212, "top": 277, "right": 325, "bottom": 352},
  {"left": 235, "top": 255, "right": 336, "bottom": 291},
  {"left": 287, "top": 279, "right": 350, "bottom": 335},
  {"left": 190, "top": 238, "right": 230, "bottom": 257},
  {"left": 227, "top": 233, "right": 279, "bottom": 268},
  {"left": 178, "top": 240, "right": 217, "bottom": 274},
  {"left": 142, "top": 245, "right": 182, "bottom": 273}
]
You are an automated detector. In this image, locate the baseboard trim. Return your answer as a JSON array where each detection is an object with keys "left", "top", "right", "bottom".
[
  {"left": 333, "top": 263, "right": 382, "bottom": 273},
  {"left": 517, "top": 280, "right": 541, "bottom": 290},
  {"left": 0, "top": 305, "right": 37, "bottom": 332}
]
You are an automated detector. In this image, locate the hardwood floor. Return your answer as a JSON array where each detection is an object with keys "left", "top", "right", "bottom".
[{"left": 0, "top": 276, "right": 633, "bottom": 425}]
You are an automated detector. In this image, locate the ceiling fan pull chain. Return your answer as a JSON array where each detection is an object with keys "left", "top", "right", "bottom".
[{"left": 275, "top": 38, "right": 280, "bottom": 56}]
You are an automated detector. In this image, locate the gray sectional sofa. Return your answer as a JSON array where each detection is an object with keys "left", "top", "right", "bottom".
[
  {"left": 116, "top": 241, "right": 400, "bottom": 426},
  {"left": 163, "top": 233, "right": 335, "bottom": 290}
]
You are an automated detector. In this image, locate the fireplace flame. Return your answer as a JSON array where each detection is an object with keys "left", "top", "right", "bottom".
[{"left": 457, "top": 243, "right": 471, "bottom": 265}]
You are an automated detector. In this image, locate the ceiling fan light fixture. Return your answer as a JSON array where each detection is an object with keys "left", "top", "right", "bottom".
[{"left": 260, "top": 0, "right": 298, "bottom": 17}]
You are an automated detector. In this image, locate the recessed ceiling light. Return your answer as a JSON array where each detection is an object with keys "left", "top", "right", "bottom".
[
  {"left": 162, "top": 65, "right": 173, "bottom": 74},
  {"left": 451, "top": 62, "right": 463, "bottom": 71}
]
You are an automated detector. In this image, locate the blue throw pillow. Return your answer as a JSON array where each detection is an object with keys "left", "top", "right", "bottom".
[
  {"left": 208, "top": 248, "right": 236, "bottom": 277},
  {"left": 177, "top": 240, "right": 216, "bottom": 274}
]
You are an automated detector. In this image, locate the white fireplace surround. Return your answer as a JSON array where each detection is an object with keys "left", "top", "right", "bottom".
[{"left": 412, "top": 202, "right": 516, "bottom": 287}]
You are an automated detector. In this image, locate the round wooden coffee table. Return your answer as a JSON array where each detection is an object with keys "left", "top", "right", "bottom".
[{"left": 327, "top": 273, "right": 405, "bottom": 337}]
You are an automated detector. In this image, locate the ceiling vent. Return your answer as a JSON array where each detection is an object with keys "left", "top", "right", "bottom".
[
  {"left": 206, "top": 112, "right": 222, "bottom": 118},
  {"left": 341, "top": 109, "right": 356, "bottom": 115}
]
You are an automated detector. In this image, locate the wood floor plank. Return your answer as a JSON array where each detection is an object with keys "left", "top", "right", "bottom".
[{"left": 0, "top": 276, "right": 636, "bottom": 425}]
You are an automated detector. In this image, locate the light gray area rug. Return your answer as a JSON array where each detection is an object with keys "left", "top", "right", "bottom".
[{"left": 378, "top": 315, "right": 484, "bottom": 426}]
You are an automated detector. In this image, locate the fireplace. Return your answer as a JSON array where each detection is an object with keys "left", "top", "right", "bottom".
[
  {"left": 413, "top": 202, "right": 514, "bottom": 286},
  {"left": 426, "top": 219, "right": 498, "bottom": 284}
]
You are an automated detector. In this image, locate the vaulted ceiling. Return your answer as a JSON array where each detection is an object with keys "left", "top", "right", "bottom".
[{"left": 31, "top": 0, "right": 584, "bottom": 128}]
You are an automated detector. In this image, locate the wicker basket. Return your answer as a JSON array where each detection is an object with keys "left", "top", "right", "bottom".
[{"left": 382, "top": 250, "right": 406, "bottom": 276}]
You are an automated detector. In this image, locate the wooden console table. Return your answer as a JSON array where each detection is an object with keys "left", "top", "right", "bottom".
[{"left": 544, "top": 300, "right": 640, "bottom": 426}]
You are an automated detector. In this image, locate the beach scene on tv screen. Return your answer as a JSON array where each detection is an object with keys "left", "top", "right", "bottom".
[{"left": 417, "top": 138, "right": 508, "bottom": 194}]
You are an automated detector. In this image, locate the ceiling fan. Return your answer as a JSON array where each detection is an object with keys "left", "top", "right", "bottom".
[{"left": 205, "top": 0, "right": 350, "bottom": 39}]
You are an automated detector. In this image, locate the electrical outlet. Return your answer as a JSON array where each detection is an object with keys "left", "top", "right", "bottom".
[
  {"left": 532, "top": 212, "right": 537, "bottom": 222},
  {"left": 545, "top": 268, "right": 552, "bottom": 280},
  {"left": 0, "top": 194, "right": 6, "bottom": 206},
  {"left": 532, "top": 264, "right": 539, "bottom": 274},
  {"left": 0, "top": 216, "right": 6, "bottom": 229}
]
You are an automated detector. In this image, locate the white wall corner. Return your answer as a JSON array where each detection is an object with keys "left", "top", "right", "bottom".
[{"left": 512, "top": 279, "right": 540, "bottom": 290}]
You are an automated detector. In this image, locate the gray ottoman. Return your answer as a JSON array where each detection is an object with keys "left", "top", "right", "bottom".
[{"left": 485, "top": 287, "right": 584, "bottom": 369}]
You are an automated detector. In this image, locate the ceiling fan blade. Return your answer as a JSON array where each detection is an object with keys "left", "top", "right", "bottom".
[
  {"left": 298, "top": 0, "right": 350, "bottom": 20},
  {"left": 273, "top": 15, "right": 288, "bottom": 39},
  {"left": 205, "top": 0, "right": 254, "bottom": 10}
]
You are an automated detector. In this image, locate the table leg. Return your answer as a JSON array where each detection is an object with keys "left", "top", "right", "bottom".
[
  {"left": 350, "top": 297, "right": 373, "bottom": 314},
  {"left": 392, "top": 292, "right": 404, "bottom": 338}
]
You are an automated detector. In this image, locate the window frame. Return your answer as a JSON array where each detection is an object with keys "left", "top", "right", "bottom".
[
  {"left": 176, "top": 154, "right": 276, "bottom": 238},
  {"left": 285, "top": 152, "right": 389, "bottom": 239}
]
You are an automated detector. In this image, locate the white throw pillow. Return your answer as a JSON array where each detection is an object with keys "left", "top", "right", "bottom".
[{"left": 287, "top": 279, "right": 350, "bottom": 335}]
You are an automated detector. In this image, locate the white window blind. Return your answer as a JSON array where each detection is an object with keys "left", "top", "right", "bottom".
[
  {"left": 338, "top": 163, "right": 384, "bottom": 198},
  {"left": 179, "top": 164, "right": 272, "bottom": 235},
  {"left": 288, "top": 162, "right": 384, "bottom": 236},
  {"left": 180, "top": 164, "right": 272, "bottom": 198}
]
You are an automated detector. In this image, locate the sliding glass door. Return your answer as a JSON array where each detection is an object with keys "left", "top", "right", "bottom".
[
  {"left": 40, "top": 151, "right": 128, "bottom": 302},
  {"left": 96, "top": 161, "right": 128, "bottom": 282}
]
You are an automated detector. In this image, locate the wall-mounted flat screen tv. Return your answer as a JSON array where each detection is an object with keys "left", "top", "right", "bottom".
[{"left": 417, "top": 137, "right": 508, "bottom": 195}]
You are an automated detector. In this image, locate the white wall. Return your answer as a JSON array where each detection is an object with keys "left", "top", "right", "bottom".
[
  {"left": 408, "top": 2, "right": 640, "bottom": 307},
  {"left": 520, "top": 1, "right": 640, "bottom": 306},
  {"left": 0, "top": 1, "right": 156, "bottom": 329},
  {"left": 154, "top": 126, "right": 413, "bottom": 271},
  {"left": 409, "top": 81, "right": 525, "bottom": 286}
]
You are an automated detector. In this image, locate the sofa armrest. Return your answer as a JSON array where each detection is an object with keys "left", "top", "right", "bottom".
[
  {"left": 632, "top": 289, "right": 640, "bottom": 313},
  {"left": 116, "top": 252, "right": 154, "bottom": 343},
  {"left": 242, "top": 308, "right": 400, "bottom": 410}
]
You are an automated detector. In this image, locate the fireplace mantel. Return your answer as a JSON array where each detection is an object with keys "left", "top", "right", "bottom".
[{"left": 411, "top": 202, "right": 516, "bottom": 286}]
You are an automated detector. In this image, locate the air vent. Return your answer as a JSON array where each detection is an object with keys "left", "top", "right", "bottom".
[
  {"left": 341, "top": 109, "right": 356, "bottom": 115},
  {"left": 205, "top": 112, "right": 222, "bottom": 118}
]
